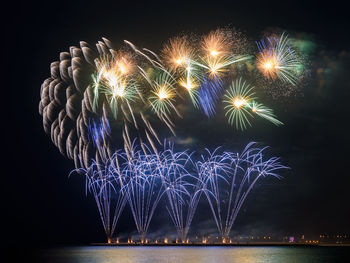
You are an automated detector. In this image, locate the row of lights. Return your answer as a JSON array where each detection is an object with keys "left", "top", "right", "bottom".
[
  {"left": 110, "top": 234, "right": 350, "bottom": 244},
  {"left": 305, "top": 240, "right": 319, "bottom": 244}
]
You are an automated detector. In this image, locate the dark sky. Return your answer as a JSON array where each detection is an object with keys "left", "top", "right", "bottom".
[{"left": 6, "top": 0, "right": 350, "bottom": 246}]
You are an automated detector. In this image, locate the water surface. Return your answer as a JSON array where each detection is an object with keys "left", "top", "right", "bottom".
[{"left": 36, "top": 246, "right": 349, "bottom": 263}]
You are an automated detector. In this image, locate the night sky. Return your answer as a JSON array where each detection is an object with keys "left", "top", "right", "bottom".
[{"left": 6, "top": 0, "right": 350, "bottom": 246}]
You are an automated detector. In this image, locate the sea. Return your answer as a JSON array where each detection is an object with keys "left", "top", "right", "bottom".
[{"left": 10, "top": 246, "right": 350, "bottom": 263}]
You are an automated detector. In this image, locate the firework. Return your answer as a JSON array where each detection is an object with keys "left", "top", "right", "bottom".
[
  {"left": 250, "top": 101, "right": 283, "bottom": 126},
  {"left": 256, "top": 33, "right": 303, "bottom": 85},
  {"left": 123, "top": 155, "right": 164, "bottom": 242},
  {"left": 193, "top": 30, "right": 251, "bottom": 115},
  {"left": 201, "top": 29, "right": 232, "bottom": 58},
  {"left": 159, "top": 143, "right": 202, "bottom": 242},
  {"left": 196, "top": 77, "right": 223, "bottom": 117},
  {"left": 69, "top": 118, "right": 127, "bottom": 243},
  {"left": 161, "top": 29, "right": 252, "bottom": 116},
  {"left": 147, "top": 70, "right": 178, "bottom": 116},
  {"left": 196, "top": 30, "right": 250, "bottom": 78},
  {"left": 93, "top": 54, "right": 140, "bottom": 120},
  {"left": 39, "top": 31, "right": 289, "bottom": 172},
  {"left": 38, "top": 30, "right": 298, "bottom": 242},
  {"left": 198, "top": 143, "right": 287, "bottom": 238},
  {"left": 162, "top": 36, "right": 195, "bottom": 70},
  {"left": 71, "top": 151, "right": 127, "bottom": 243},
  {"left": 224, "top": 78, "right": 282, "bottom": 130},
  {"left": 119, "top": 142, "right": 191, "bottom": 242},
  {"left": 223, "top": 78, "right": 255, "bottom": 130},
  {"left": 71, "top": 140, "right": 286, "bottom": 242}
]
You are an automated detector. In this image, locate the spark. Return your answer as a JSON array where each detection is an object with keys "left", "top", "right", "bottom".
[
  {"left": 249, "top": 101, "right": 283, "bottom": 126},
  {"left": 157, "top": 86, "right": 172, "bottom": 100},
  {"left": 196, "top": 29, "right": 251, "bottom": 79},
  {"left": 210, "top": 50, "right": 219, "bottom": 57},
  {"left": 232, "top": 97, "right": 247, "bottom": 108}
]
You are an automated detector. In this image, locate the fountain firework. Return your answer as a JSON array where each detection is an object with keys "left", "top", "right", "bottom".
[
  {"left": 120, "top": 144, "right": 166, "bottom": 242},
  {"left": 198, "top": 142, "right": 287, "bottom": 238},
  {"left": 159, "top": 144, "right": 200, "bottom": 242},
  {"left": 71, "top": 118, "right": 127, "bottom": 243},
  {"left": 73, "top": 141, "right": 286, "bottom": 242}
]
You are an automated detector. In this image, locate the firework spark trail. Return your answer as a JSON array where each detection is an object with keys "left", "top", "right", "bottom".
[
  {"left": 250, "top": 101, "right": 283, "bottom": 126},
  {"left": 197, "top": 77, "right": 224, "bottom": 117},
  {"left": 120, "top": 144, "right": 166, "bottom": 242},
  {"left": 196, "top": 148, "right": 232, "bottom": 235},
  {"left": 71, "top": 118, "right": 129, "bottom": 243},
  {"left": 158, "top": 143, "right": 201, "bottom": 242},
  {"left": 88, "top": 117, "right": 111, "bottom": 161},
  {"left": 199, "top": 143, "right": 287, "bottom": 238},
  {"left": 223, "top": 78, "right": 256, "bottom": 130},
  {"left": 70, "top": 153, "right": 128, "bottom": 243}
]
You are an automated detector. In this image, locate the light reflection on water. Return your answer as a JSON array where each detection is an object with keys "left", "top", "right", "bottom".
[{"left": 41, "top": 246, "right": 348, "bottom": 263}]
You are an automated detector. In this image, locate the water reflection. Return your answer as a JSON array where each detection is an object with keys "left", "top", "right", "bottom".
[{"left": 41, "top": 246, "right": 347, "bottom": 263}]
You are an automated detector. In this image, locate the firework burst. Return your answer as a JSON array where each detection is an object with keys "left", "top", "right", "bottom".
[
  {"left": 197, "top": 30, "right": 251, "bottom": 79},
  {"left": 223, "top": 78, "right": 255, "bottom": 130},
  {"left": 256, "top": 33, "right": 303, "bottom": 85},
  {"left": 201, "top": 29, "right": 232, "bottom": 58},
  {"left": 93, "top": 54, "right": 139, "bottom": 118},
  {"left": 224, "top": 78, "right": 282, "bottom": 130},
  {"left": 148, "top": 70, "right": 178, "bottom": 116},
  {"left": 162, "top": 36, "right": 195, "bottom": 70}
]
